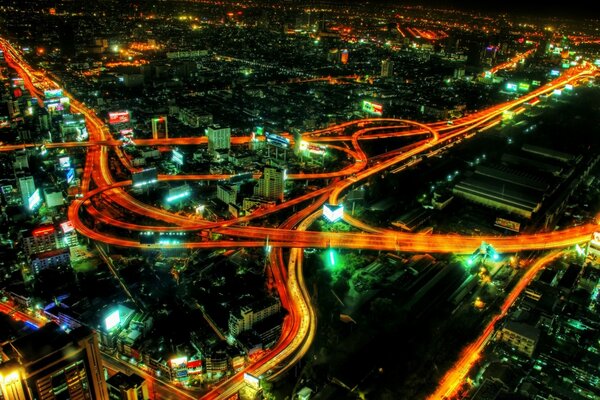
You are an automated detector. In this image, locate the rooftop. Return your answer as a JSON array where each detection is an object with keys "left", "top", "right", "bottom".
[
  {"left": 2, "top": 323, "right": 92, "bottom": 364},
  {"left": 504, "top": 321, "right": 540, "bottom": 342},
  {"left": 106, "top": 371, "right": 146, "bottom": 390}
]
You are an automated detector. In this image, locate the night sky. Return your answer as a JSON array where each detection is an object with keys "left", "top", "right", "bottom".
[{"left": 373, "top": 0, "right": 600, "bottom": 19}]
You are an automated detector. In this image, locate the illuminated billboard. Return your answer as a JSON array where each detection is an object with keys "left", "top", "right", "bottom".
[
  {"left": 170, "top": 356, "right": 189, "bottom": 378},
  {"left": 28, "top": 188, "right": 41, "bottom": 210},
  {"left": 170, "top": 357, "right": 188, "bottom": 368},
  {"left": 243, "top": 373, "right": 260, "bottom": 388},
  {"left": 300, "top": 141, "right": 326, "bottom": 155},
  {"left": 59, "top": 156, "right": 70, "bottom": 168},
  {"left": 307, "top": 143, "right": 326, "bottom": 155},
  {"left": 61, "top": 221, "right": 75, "bottom": 233},
  {"left": 505, "top": 83, "right": 517, "bottom": 92},
  {"left": 265, "top": 132, "right": 290, "bottom": 148},
  {"left": 44, "top": 89, "right": 63, "bottom": 99},
  {"left": 166, "top": 185, "right": 191, "bottom": 203},
  {"left": 108, "top": 111, "right": 130, "bottom": 125},
  {"left": 518, "top": 82, "right": 530, "bottom": 91},
  {"left": 66, "top": 168, "right": 75, "bottom": 184},
  {"left": 172, "top": 149, "right": 184, "bottom": 166},
  {"left": 362, "top": 100, "right": 383, "bottom": 116},
  {"left": 494, "top": 217, "right": 520, "bottom": 232},
  {"left": 104, "top": 310, "right": 120, "bottom": 330},
  {"left": 33, "top": 225, "right": 55, "bottom": 236},
  {"left": 46, "top": 101, "right": 65, "bottom": 113},
  {"left": 323, "top": 203, "right": 344, "bottom": 222}
]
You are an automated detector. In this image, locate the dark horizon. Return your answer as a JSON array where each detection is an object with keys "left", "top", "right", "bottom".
[{"left": 320, "top": 0, "right": 600, "bottom": 19}]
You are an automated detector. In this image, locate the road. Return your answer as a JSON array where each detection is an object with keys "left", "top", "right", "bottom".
[{"left": 101, "top": 353, "right": 198, "bottom": 400}]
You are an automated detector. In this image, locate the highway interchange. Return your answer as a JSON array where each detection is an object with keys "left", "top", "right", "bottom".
[{"left": 1, "top": 36, "right": 599, "bottom": 399}]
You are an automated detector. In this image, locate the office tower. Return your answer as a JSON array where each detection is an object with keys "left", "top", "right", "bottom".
[
  {"left": 254, "top": 167, "right": 285, "bottom": 201},
  {"left": 0, "top": 323, "right": 109, "bottom": 400},
  {"left": 17, "top": 176, "right": 35, "bottom": 207},
  {"left": 206, "top": 125, "right": 231, "bottom": 155}
]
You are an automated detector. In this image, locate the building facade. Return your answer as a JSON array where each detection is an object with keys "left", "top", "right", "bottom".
[
  {"left": 216, "top": 184, "right": 238, "bottom": 206},
  {"left": 381, "top": 59, "right": 394, "bottom": 77},
  {"left": 228, "top": 298, "right": 281, "bottom": 337},
  {"left": 498, "top": 321, "right": 540, "bottom": 357},
  {"left": 206, "top": 125, "right": 231, "bottom": 155},
  {"left": 30, "top": 248, "right": 71, "bottom": 275},
  {"left": 253, "top": 167, "right": 285, "bottom": 201},
  {"left": 106, "top": 372, "right": 149, "bottom": 400},
  {"left": 0, "top": 324, "right": 109, "bottom": 400}
]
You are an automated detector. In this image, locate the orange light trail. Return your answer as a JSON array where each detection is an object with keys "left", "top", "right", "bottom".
[{"left": 428, "top": 250, "right": 563, "bottom": 399}]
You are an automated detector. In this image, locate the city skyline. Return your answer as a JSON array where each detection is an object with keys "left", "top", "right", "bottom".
[{"left": 0, "top": 2, "right": 599, "bottom": 400}]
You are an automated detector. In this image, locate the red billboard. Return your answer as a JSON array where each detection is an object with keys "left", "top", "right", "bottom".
[
  {"left": 33, "top": 225, "right": 55, "bottom": 237},
  {"left": 108, "top": 111, "right": 130, "bottom": 125}
]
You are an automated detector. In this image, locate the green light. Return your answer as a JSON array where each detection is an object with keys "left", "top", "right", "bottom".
[
  {"left": 467, "top": 258, "right": 474, "bottom": 266},
  {"left": 329, "top": 250, "right": 335, "bottom": 266}
]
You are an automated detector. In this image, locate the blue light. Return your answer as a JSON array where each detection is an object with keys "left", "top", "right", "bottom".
[{"left": 25, "top": 321, "right": 39, "bottom": 329}]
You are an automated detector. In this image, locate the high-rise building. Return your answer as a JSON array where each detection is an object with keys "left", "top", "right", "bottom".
[
  {"left": 253, "top": 167, "right": 285, "bottom": 201},
  {"left": 228, "top": 298, "right": 281, "bottom": 336},
  {"left": 17, "top": 176, "right": 35, "bottom": 207},
  {"left": 22, "top": 224, "right": 78, "bottom": 257},
  {"left": 381, "top": 59, "right": 394, "bottom": 78},
  {"left": 0, "top": 324, "right": 109, "bottom": 400},
  {"left": 216, "top": 183, "right": 238, "bottom": 205},
  {"left": 22, "top": 225, "right": 57, "bottom": 256},
  {"left": 13, "top": 151, "right": 28, "bottom": 170},
  {"left": 206, "top": 125, "right": 231, "bottom": 155}
]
